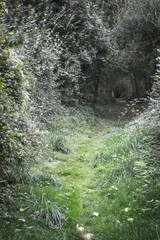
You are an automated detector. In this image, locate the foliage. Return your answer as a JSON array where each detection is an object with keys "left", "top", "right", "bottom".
[
  {"left": 4, "top": 0, "right": 160, "bottom": 106},
  {"left": 0, "top": 0, "right": 160, "bottom": 239},
  {"left": 89, "top": 56, "right": 160, "bottom": 239},
  {"left": 0, "top": 1, "right": 26, "bottom": 176},
  {"left": 110, "top": 0, "right": 160, "bottom": 97},
  {"left": 0, "top": 104, "right": 106, "bottom": 240}
]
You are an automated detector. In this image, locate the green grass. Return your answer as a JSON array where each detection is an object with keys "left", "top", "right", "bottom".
[{"left": 0, "top": 105, "right": 160, "bottom": 240}]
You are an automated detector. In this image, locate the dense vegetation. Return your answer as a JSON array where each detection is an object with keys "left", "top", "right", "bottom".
[{"left": 0, "top": 0, "right": 160, "bottom": 239}]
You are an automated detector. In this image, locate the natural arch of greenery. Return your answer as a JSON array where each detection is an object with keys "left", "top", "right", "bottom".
[{"left": 0, "top": 1, "right": 160, "bottom": 239}]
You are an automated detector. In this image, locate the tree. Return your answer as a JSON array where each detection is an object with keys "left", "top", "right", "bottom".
[{"left": 110, "top": 0, "right": 160, "bottom": 98}]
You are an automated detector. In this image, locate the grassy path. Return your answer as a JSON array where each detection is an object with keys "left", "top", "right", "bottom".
[
  {"left": 34, "top": 121, "right": 114, "bottom": 240},
  {"left": 1, "top": 110, "right": 160, "bottom": 240},
  {"left": 1, "top": 117, "right": 116, "bottom": 240},
  {"left": 1, "top": 105, "right": 160, "bottom": 240},
  {"left": 34, "top": 114, "right": 160, "bottom": 240}
]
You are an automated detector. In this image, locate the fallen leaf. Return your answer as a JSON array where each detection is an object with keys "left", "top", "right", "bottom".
[
  {"left": 127, "top": 218, "right": 134, "bottom": 222},
  {"left": 125, "top": 208, "right": 131, "bottom": 212},
  {"left": 82, "top": 233, "right": 94, "bottom": 240},
  {"left": 93, "top": 212, "right": 99, "bottom": 216},
  {"left": 76, "top": 224, "right": 84, "bottom": 232},
  {"left": 19, "top": 207, "right": 28, "bottom": 212},
  {"left": 116, "top": 220, "right": 121, "bottom": 227},
  {"left": 25, "top": 226, "right": 34, "bottom": 229},
  {"left": 18, "top": 218, "right": 26, "bottom": 223}
]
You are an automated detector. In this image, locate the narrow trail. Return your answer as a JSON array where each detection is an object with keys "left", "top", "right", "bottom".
[
  {"left": 42, "top": 122, "right": 114, "bottom": 240},
  {"left": 33, "top": 104, "right": 135, "bottom": 239}
]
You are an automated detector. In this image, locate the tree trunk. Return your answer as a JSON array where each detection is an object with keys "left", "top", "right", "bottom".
[
  {"left": 93, "top": 80, "right": 99, "bottom": 104},
  {"left": 148, "top": 77, "right": 152, "bottom": 92},
  {"left": 133, "top": 73, "right": 139, "bottom": 97}
]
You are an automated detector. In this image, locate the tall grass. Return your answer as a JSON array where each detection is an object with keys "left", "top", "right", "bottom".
[
  {"left": 29, "top": 106, "right": 104, "bottom": 163},
  {"left": 0, "top": 106, "right": 105, "bottom": 240},
  {"left": 90, "top": 101, "right": 160, "bottom": 239}
]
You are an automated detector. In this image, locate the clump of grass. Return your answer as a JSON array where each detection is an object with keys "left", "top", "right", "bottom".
[
  {"left": 34, "top": 193, "right": 65, "bottom": 230},
  {"left": 50, "top": 134, "right": 70, "bottom": 154},
  {"left": 0, "top": 183, "right": 65, "bottom": 240},
  {"left": 30, "top": 132, "right": 70, "bottom": 163},
  {"left": 30, "top": 106, "right": 104, "bottom": 162},
  {"left": 51, "top": 106, "right": 102, "bottom": 134}
]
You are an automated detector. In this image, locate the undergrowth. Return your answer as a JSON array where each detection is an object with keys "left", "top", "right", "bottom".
[
  {"left": 0, "top": 106, "right": 107, "bottom": 240},
  {"left": 89, "top": 104, "right": 160, "bottom": 239}
]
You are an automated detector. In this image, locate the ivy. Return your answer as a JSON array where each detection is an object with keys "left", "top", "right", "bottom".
[{"left": 0, "top": 0, "right": 25, "bottom": 176}]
